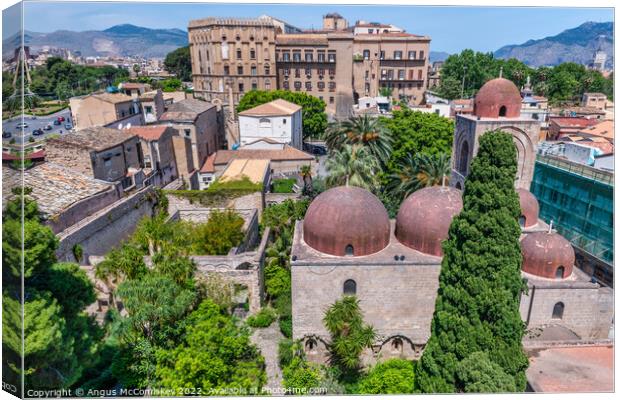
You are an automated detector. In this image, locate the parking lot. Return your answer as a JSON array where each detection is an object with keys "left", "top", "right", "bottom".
[{"left": 2, "top": 109, "right": 72, "bottom": 144}]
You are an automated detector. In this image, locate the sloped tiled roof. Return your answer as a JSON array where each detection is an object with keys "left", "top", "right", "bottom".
[
  {"left": 578, "top": 120, "right": 614, "bottom": 141},
  {"left": 47, "top": 127, "right": 136, "bottom": 151},
  {"left": 89, "top": 92, "right": 134, "bottom": 104},
  {"left": 238, "top": 98, "right": 302, "bottom": 117},
  {"left": 160, "top": 99, "right": 215, "bottom": 122},
  {"left": 127, "top": 125, "right": 170, "bottom": 141}
]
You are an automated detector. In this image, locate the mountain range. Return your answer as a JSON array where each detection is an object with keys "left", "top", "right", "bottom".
[
  {"left": 494, "top": 21, "right": 613, "bottom": 68},
  {"left": 3, "top": 21, "right": 614, "bottom": 69},
  {"left": 2, "top": 24, "right": 188, "bottom": 59}
]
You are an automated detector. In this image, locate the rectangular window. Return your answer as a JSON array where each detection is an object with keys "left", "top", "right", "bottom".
[
  {"left": 252, "top": 82, "right": 257, "bottom": 90},
  {"left": 387, "top": 70, "right": 394, "bottom": 80},
  {"left": 305, "top": 81, "right": 312, "bottom": 90},
  {"left": 293, "top": 52, "right": 301, "bottom": 62},
  {"left": 328, "top": 53, "right": 336, "bottom": 62},
  {"left": 145, "top": 106, "right": 152, "bottom": 113},
  {"left": 239, "top": 82, "right": 244, "bottom": 92},
  {"left": 237, "top": 66, "right": 243, "bottom": 75},
  {"left": 328, "top": 82, "right": 336, "bottom": 92},
  {"left": 408, "top": 51, "right": 416, "bottom": 60},
  {"left": 184, "top": 129, "right": 191, "bottom": 137},
  {"left": 409, "top": 69, "right": 414, "bottom": 80},
  {"left": 236, "top": 49, "right": 242, "bottom": 59},
  {"left": 318, "top": 81, "right": 325, "bottom": 91},
  {"left": 317, "top": 52, "right": 325, "bottom": 62},
  {"left": 394, "top": 51, "right": 402, "bottom": 60},
  {"left": 305, "top": 52, "right": 313, "bottom": 62},
  {"left": 398, "top": 69, "right": 405, "bottom": 80},
  {"left": 329, "top": 68, "right": 335, "bottom": 76},
  {"left": 250, "top": 49, "right": 256, "bottom": 59},
  {"left": 224, "top": 65, "right": 230, "bottom": 75},
  {"left": 418, "top": 69, "right": 423, "bottom": 80},
  {"left": 318, "top": 68, "right": 325, "bottom": 76},
  {"left": 420, "top": 50, "right": 425, "bottom": 59},
  {"left": 329, "top": 96, "right": 334, "bottom": 104},
  {"left": 282, "top": 52, "right": 290, "bottom": 61},
  {"left": 251, "top": 66, "right": 257, "bottom": 76},
  {"left": 283, "top": 119, "right": 287, "bottom": 124},
  {"left": 305, "top": 67, "right": 311, "bottom": 76},
  {"left": 379, "top": 51, "right": 385, "bottom": 60},
  {"left": 363, "top": 49, "right": 370, "bottom": 60},
  {"left": 294, "top": 81, "right": 302, "bottom": 90},
  {"left": 295, "top": 69, "right": 301, "bottom": 78}
]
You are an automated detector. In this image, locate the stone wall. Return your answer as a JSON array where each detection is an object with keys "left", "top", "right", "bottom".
[
  {"left": 49, "top": 184, "right": 123, "bottom": 234},
  {"left": 292, "top": 261, "right": 440, "bottom": 365},
  {"left": 166, "top": 191, "right": 264, "bottom": 217},
  {"left": 56, "top": 186, "right": 157, "bottom": 263},
  {"left": 265, "top": 192, "right": 302, "bottom": 205},
  {"left": 520, "top": 276, "right": 614, "bottom": 340}
]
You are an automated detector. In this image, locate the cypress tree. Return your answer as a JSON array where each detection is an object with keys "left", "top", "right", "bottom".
[{"left": 415, "top": 130, "right": 528, "bottom": 393}]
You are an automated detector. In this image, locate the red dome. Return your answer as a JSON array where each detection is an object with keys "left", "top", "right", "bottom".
[
  {"left": 474, "top": 78, "right": 522, "bottom": 118},
  {"left": 521, "top": 231, "right": 574, "bottom": 279},
  {"left": 303, "top": 186, "right": 390, "bottom": 257},
  {"left": 395, "top": 186, "right": 463, "bottom": 256},
  {"left": 517, "top": 189, "right": 540, "bottom": 228}
]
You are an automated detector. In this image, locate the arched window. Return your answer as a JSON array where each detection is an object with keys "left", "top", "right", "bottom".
[
  {"left": 305, "top": 338, "right": 317, "bottom": 353},
  {"left": 458, "top": 141, "right": 469, "bottom": 174},
  {"left": 391, "top": 338, "right": 403, "bottom": 353},
  {"left": 499, "top": 105, "right": 507, "bottom": 117},
  {"left": 345, "top": 244, "right": 354, "bottom": 256},
  {"left": 556, "top": 266, "right": 565, "bottom": 279},
  {"left": 343, "top": 279, "right": 356, "bottom": 295},
  {"left": 552, "top": 302, "right": 564, "bottom": 319},
  {"left": 519, "top": 215, "right": 526, "bottom": 227}
]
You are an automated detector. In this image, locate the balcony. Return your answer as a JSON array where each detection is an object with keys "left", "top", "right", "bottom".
[{"left": 379, "top": 76, "right": 424, "bottom": 82}]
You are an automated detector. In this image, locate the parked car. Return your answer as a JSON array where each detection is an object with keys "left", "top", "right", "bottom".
[
  {"left": 64, "top": 123, "right": 73, "bottom": 130},
  {"left": 43, "top": 124, "right": 53, "bottom": 130},
  {"left": 2, "top": 131, "right": 12, "bottom": 138},
  {"left": 16, "top": 122, "right": 28, "bottom": 128},
  {"left": 32, "top": 129, "right": 44, "bottom": 136},
  {"left": 57, "top": 116, "right": 65, "bottom": 122},
  {"left": 53, "top": 120, "right": 61, "bottom": 125}
]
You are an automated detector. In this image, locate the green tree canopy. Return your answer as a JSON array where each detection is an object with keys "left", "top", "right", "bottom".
[
  {"left": 236, "top": 90, "right": 327, "bottom": 140},
  {"left": 163, "top": 46, "right": 192, "bottom": 81},
  {"left": 415, "top": 130, "right": 528, "bottom": 393},
  {"left": 455, "top": 352, "right": 517, "bottom": 393},
  {"left": 155, "top": 300, "right": 266, "bottom": 393}
]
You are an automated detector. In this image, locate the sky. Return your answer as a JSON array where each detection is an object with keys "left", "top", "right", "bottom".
[{"left": 3, "top": 1, "right": 614, "bottom": 54}]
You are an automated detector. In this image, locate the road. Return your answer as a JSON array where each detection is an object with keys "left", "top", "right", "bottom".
[{"left": 2, "top": 109, "right": 72, "bottom": 144}]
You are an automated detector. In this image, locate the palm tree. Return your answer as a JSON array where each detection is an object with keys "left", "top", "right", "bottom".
[
  {"left": 324, "top": 115, "right": 393, "bottom": 164},
  {"left": 387, "top": 152, "right": 451, "bottom": 200},
  {"left": 325, "top": 145, "right": 379, "bottom": 191},
  {"left": 299, "top": 164, "right": 313, "bottom": 194}
]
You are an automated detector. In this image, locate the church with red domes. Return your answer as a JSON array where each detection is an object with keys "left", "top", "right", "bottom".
[{"left": 289, "top": 77, "right": 613, "bottom": 366}]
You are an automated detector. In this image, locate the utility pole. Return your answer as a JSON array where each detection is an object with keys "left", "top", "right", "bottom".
[{"left": 460, "top": 65, "right": 467, "bottom": 98}]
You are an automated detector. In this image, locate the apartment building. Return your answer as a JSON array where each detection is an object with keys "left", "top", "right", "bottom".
[
  {"left": 189, "top": 14, "right": 430, "bottom": 116},
  {"left": 70, "top": 92, "right": 144, "bottom": 130}
]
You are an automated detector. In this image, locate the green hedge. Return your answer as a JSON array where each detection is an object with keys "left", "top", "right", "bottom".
[{"left": 164, "top": 176, "right": 262, "bottom": 207}]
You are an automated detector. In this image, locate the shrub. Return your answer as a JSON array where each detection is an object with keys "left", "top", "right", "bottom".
[
  {"left": 279, "top": 316, "right": 293, "bottom": 339},
  {"left": 358, "top": 359, "right": 416, "bottom": 394},
  {"left": 278, "top": 338, "right": 295, "bottom": 368},
  {"left": 246, "top": 307, "right": 277, "bottom": 328}
]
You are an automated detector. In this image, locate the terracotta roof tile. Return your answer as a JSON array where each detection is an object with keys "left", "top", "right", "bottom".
[
  {"left": 201, "top": 145, "right": 313, "bottom": 173},
  {"left": 127, "top": 125, "right": 170, "bottom": 141},
  {"left": 238, "top": 99, "right": 301, "bottom": 117}
]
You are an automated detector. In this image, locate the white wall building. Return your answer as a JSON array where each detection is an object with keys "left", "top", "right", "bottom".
[{"left": 238, "top": 99, "right": 303, "bottom": 149}]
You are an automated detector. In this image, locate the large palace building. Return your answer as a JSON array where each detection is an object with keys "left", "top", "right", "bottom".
[
  {"left": 188, "top": 13, "right": 430, "bottom": 116},
  {"left": 289, "top": 78, "right": 613, "bottom": 365}
]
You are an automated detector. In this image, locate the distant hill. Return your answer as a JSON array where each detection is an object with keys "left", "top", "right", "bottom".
[
  {"left": 494, "top": 21, "right": 613, "bottom": 68},
  {"left": 430, "top": 51, "right": 450, "bottom": 63},
  {"left": 2, "top": 24, "right": 188, "bottom": 59}
]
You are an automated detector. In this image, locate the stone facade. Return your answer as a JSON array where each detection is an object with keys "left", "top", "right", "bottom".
[
  {"left": 450, "top": 114, "right": 540, "bottom": 190},
  {"left": 189, "top": 15, "right": 430, "bottom": 117},
  {"left": 291, "top": 220, "right": 442, "bottom": 364},
  {"left": 70, "top": 92, "right": 143, "bottom": 130}
]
